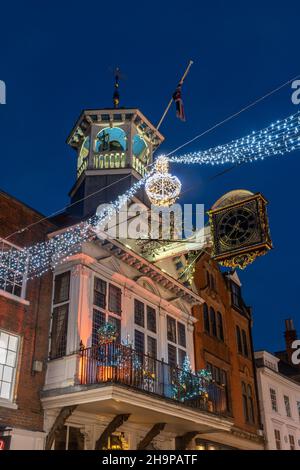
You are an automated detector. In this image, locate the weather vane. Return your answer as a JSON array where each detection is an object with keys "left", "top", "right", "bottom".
[{"left": 113, "top": 67, "right": 121, "bottom": 108}]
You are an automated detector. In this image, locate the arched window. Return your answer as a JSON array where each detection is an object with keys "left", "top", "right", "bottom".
[
  {"left": 203, "top": 303, "right": 210, "bottom": 334},
  {"left": 247, "top": 385, "right": 255, "bottom": 424},
  {"left": 242, "top": 330, "right": 249, "bottom": 357},
  {"left": 217, "top": 312, "right": 224, "bottom": 341},
  {"left": 210, "top": 307, "right": 217, "bottom": 337},
  {"left": 132, "top": 134, "right": 149, "bottom": 163},
  {"left": 242, "top": 382, "right": 249, "bottom": 422},
  {"left": 236, "top": 326, "right": 243, "bottom": 354},
  {"left": 95, "top": 127, "right": 127, "bottom": 152}
]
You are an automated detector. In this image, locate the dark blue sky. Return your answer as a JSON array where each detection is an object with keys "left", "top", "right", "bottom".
[{"left": 0, "top": 1, "right": 299, "bottom": 352}]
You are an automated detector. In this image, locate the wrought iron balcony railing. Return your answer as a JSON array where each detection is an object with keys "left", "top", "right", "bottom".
[{"left": 79, "top": 342, "right": 228, "bottom": 417}]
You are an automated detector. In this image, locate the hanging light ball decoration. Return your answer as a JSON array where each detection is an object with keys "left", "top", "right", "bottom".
[{"left": 145, "top": 156, "right": 181, "bottom": 207}]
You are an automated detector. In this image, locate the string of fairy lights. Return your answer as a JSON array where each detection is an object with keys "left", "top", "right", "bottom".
[
  {"left": 1, "top": 110, "right": 300, "bottom": 281},
  {"left": 169, "top": 111, "right": 300, "bottom": 166}
]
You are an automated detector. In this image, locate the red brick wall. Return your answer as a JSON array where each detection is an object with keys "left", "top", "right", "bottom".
[
  {"left": 193, "top": 254, "right": 261, "bottom": 436},
  {"left": 0, "top": 191, "right": 54, "bottom": 432}
]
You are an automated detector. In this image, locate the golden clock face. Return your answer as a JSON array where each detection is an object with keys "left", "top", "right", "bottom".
[{"left": 218, "top": 206, "right": 258, "bottom": 249}]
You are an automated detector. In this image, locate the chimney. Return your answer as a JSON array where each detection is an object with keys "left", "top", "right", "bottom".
[{"left": 284, "top": 318, "right": 297, "bottom": 363}]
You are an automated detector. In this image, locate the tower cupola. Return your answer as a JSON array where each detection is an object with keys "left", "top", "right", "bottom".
[{"left": 67, "top": 108, "right": 164, "bottom": 217}]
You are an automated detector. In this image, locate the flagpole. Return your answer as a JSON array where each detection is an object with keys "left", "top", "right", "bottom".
[{"left": 156, "top": 60, "right": 194, "bottom": 130}]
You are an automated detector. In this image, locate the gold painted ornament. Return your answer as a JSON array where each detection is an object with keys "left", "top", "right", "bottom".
[
  {"left": 145, "top": 156, "right": 181, "bottom": 207},
  {"left": 208, "top": 190, "right": 272, "bottom": 269}
]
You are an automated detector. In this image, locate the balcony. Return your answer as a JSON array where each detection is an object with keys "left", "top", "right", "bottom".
[{"left": 79, "top": 342, "right": 228, "bottom": 417}]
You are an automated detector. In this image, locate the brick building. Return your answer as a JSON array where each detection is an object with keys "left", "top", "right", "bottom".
[
  {"left": 0, "top": 190, "right": 54, "bottom": 449},
  {"left": 0, "top": 105, "right": 266, "bottom": 450},
  {"left": 192, "top": 253, "right": 263, "bottom": 448}
]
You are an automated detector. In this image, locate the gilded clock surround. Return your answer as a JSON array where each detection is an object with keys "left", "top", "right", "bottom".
[{"left": 208, "top": 191, "right": 272, "bottom": 269}]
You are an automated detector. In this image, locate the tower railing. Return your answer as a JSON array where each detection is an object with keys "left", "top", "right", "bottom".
[{"left": 93, "top": 152, "right": 126, "bottom": 170}]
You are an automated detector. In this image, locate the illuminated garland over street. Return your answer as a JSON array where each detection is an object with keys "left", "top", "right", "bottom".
[
  {"left": 0, "top": 111, "right": 300, "bottom": 280},
  {"left": 0, "top": 174, "right": 149, "bottom": 280},
  {"left": 169, "top": 111, "right": 300, "bottom": 166}
]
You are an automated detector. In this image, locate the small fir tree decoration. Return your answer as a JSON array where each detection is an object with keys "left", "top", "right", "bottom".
[
  {"left": 172, "top": 355, "right": 211, "bottom": 402},
  {"left": 97, "top": 322, "right": 118, "bottom": 345}
]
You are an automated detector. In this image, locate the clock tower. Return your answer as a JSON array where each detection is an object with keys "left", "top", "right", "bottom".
[{"left": 67, "top": 108, "right": 164, "bottom": 217}]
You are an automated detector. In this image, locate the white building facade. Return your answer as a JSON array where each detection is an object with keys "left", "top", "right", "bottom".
[{"left": 255, "top": 350, "right": 300, "bottom": 450}]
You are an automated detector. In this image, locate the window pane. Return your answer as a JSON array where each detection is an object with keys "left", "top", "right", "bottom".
[
  {"left": 274, "top": 429, "right": 281, "bottom": 450},
  {"left": 3, "top": 365, "right": 13, "bottom": 382},
  {"left": 203, "top": 304, "right": 210, "bottom": 333},
  {"left": 217, "top": 312, "right": 224, "bottom": 341},
  {"left": 108, "top": 284, "right": 122, "bottom": 315},
  {"left": 178, "top": 349, "right": 186, "bottom": 368},
  {"left": 242, "top": 330, "right": 249, "bottom": 357},
  {"left": 0, "top": 332, "right": 9, "bottom": 349},
  {"left": 134, "top": 300, "right": 144, "bottom": 327},
  {"left": 232, "top": 282, "right": 241, "bottom": 308},
  {"left": 177, "top": 322, "right": 186, "bottom": 347},
  {"left": 8, "top": 335, "right": 18, "bottom": 352},
  {"left": 92, "top": 309, "right": 106, "bottom": 347},
  {"left": 210, "top": 308, "right": 217, "bottom": 337},
  {"left": 134, "top": 330, "right": 145, "bottom": 356},
  {"left": 108, "top": 316, "right": 121, "bottom": 343},
  {"left": 236, "top": 326, "right": 243, "bottom": 354},
  {"left": 94, "top": 278, "right": 106, "bottom": 309},
  {"left": 6, "top": 350, "right": 16, "bottom": 367},
  {"left": 270, "top": 388, "right": 278, "bottom": 412},
  {"left": 54, "top": 272, "right": 70, "bottom": 304},
  {"left": 284, "top": 395, "right": 291, "bottom": 417},
  {"left": 50, "top": 304, "right": 69, "bottom": 359},
  {"left": 0, "top": 364, "right": 2, "bottom": 380},
  {"left": 168, "top": 344, "right": 177, "bottom": 367},
  {"left": 147, "top": 336, "right": 157, "bottom": 359},
  {"left": 147, "top": 306, "right": 156, "bottom": 333},
  {"left": 167, "top": 316, "right": 176, "bottom": 343},
  {"left": 0, "top": 348, "right": 7, "bottom": 364},
  {"left": 0, "top": 381, "right": 11, "bottom": 399}
]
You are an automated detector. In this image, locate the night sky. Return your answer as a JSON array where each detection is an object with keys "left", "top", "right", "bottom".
[{"left": 0, "top": 1, "right": 299, "bottom": 353}]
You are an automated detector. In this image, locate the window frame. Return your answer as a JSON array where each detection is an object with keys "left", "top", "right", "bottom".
[
  {"left": 134, "top": 298, "right": 157, "bottom": 359},
  {"left": 284, "top": 394, "right": 291, "bottom": 418},
  {"left": 0, "top": 329, "right": 20, "bottom": 402},
  {"left": 0, "top": 238, "right": 27, "bottom": 299},
  {"left": 269, "top": 388, "right": 278, "bottom": 412},
  {"left": 274, "top": 429, "right": 281, "bottom": 450},
  {"left": 166, "top": 315, "right": 187, "bottom": 368},
  {"left": 50, "top": 271, "right": 71, "bottom": 359},
  {"left": 92, "top": 276, "right": 123, "bottom": 347},
  {"left": 231, "top": 281, "right": 242, "bottom": 309}
]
